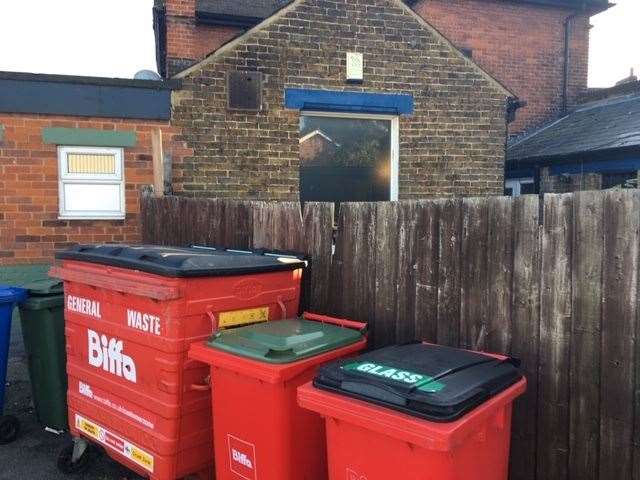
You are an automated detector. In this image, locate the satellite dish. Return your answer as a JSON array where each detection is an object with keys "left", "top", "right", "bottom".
[{"left": 134, "top": 70, "right": 162, "bottom": 81}]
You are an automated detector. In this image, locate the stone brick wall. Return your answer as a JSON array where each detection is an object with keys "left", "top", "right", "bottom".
[
  {"left": 413, "top": 0, "right": 591, "bottom": 134},
  {"left": 0, "top": 114, "right": 187, "bottom": 265},
  {"left": 171, "top": 0, "right": 509, "bottom": 201}
]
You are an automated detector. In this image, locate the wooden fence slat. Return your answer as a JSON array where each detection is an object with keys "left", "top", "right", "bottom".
[
  {"left": 329, "top": 204, "right": 350, "bottom": 318},
  {"left": 209, "top": 199, "right": 228, "bottom": 246},
  {"left": 224, "top": 201, "right": 253, "bottom": 248},
  {"left": 460, "top": 198, "right": 489, "bottom": 351},
  {"left": 252, "top": 202, "right": 304, "bottom": 251},
  {"left": 330, "top": 203, "right": 377, "bottom": 328},
  {"left": 414, "top": 200, "right": 439, "bottom": 343},
  {"left": 395, "top": 202, "right": 420, "bottom": 344},
  {"left": 140, "top": 193, "right": 151, "bottom": 243},
  {"left": 569, "top": 191, "right": 603, "bottom": 480},
  {"left": 303, "top": 202, "right": 334, "bottom": 313},
  {"left": 374, "top": 202, "right": 400, "bottom": 347},
  {"left": 167, "top": 196, "right": 185, "bottom": 245},
  {"left": 537, "top": 193, "right": 573, "bottom": 480},
  {"left": 437, "top": 198, "right": 462, "bottom": 347},
  {"left": 183, "top": 198, "right": 201, "bottom": 246},
  {"left": 509, "top": 194, "right": 541, "bottom": 480},
  {"left": 487, "top": 196, "right": 514, "bottom": 353},
  {"left": 600, "top": 190, "right": 639, "bottom": 480}
]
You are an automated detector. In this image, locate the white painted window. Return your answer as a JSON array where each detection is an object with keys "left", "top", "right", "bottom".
[
  {"left": 299, "top": 111, "right": 399, "bottom": 203},
  {"left": 505, "top": 177, "right": 535, "bottom": 197},
  {"left": 58, "top": 146, "right": 125, "bottom": 219}
]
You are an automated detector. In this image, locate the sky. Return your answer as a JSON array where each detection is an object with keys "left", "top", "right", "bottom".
[
  {"left": 0, "top": 0, "right": 157, "bottom": 79},
  {"left": 589, "top": 0, "right": 640, "bottom": 87},
  {"left": 0, "top": 0, "right": 637, "bottom": 87}
]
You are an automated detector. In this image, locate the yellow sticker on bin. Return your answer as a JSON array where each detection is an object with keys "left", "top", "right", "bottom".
[
  {"left": 75, "top": 414, "right": 154, "bottom": 473},
  {"left": 219, "top": 306, "right": 270, "bottom": 328}
]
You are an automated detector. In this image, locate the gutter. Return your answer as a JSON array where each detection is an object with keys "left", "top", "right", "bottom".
[
  {"left": 0, "top": 71, "right": 181, "bottom": 90},
  {"left": 196, "top": 11, "right": 264, "bottom": 29},
  {"left": 562, "top": 2, "right": 588, "bottom": 114}
]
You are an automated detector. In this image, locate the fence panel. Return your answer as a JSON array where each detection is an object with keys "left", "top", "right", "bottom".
[
  {"left": 569, "top": 191, "right": 603, "bottom": 480},
  {"left": 599, "top": 191, "right": 639, "bottom": 479},
  {"left": 509, "top": 194, "right": 541, "bottom": 480},
  {"left": 140, "top": 191, "right": 640, "bottom": 480}
]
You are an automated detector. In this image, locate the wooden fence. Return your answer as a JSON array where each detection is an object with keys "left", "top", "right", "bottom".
[{"left": 140, "top": 191, "right": 640, "bottom": 480}]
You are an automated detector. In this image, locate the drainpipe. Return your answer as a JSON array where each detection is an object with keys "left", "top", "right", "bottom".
[{"left": 562, "top": 2, "right": 587, "bottom": 114}]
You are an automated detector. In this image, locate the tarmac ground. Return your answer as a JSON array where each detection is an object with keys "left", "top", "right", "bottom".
[{"left": 1, "top": 312, "right": 145, "bottom": 480}]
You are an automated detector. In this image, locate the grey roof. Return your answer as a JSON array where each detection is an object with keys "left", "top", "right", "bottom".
[
  {"left": 507, "top": 93, "right": 640, "bottom": 162},
  {"left": 196, "top": 0, "right": 292, "bottom": 20}
]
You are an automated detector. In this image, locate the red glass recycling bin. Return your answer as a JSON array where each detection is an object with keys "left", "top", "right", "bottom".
[
  {"left": 298, "top": 343, "right": 526, "bottom": 480},
  {"left": 188, "top": 312, "right": 367, "bottom": 480},
  {"left": 50, "top": 244, "right": 306, "bottom": 480}
]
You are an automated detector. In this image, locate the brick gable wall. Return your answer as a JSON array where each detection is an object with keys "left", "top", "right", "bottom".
[
  {"left": 162, "top": 0, "right": 592, "bottom": 133},
  {"left": 413, "top": 0, "right": 590, "bottom": 134},
  {"left": 0, "top": 114, "right": 188, "bottom": 264},
  {"left": 171, "top": 0, "right": 509, "bottom": 200}
]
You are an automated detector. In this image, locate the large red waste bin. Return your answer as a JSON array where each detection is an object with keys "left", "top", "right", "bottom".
[
  {"left": 298, "top": 343, "right": 526, "bottom": 480},
  {"left": 188, "top": 312, "right": 367, "bottom": 480},
  {"left": 50, "top": 244, "right": 306, "bottom": 480}
]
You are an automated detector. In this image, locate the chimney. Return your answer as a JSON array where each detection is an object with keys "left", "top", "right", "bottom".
[{"left": 615, "top": 68, "right": 638, "bottom": 86}]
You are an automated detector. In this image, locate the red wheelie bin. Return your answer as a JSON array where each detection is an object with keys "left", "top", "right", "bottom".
[
  {"left": 50, "top": 244, "right": 306, "bottom": 479},
  {"left": 188, "top": 312, "right": 367, "bottom": 480},
  {"left": 299, "top": 342, "right": 526, "bottom": 480}
]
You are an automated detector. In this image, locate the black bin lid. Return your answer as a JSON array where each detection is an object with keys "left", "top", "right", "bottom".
[
  {"left": 313, "top": 343, "right": 522, "bottom": 422},
  {"left": 55, "top": 244, "right": 307, "bottom": 278}
]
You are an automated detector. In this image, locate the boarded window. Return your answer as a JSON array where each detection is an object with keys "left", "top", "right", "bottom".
[{"left": 227, "top": 71, "right": 262, "bottom": 110}]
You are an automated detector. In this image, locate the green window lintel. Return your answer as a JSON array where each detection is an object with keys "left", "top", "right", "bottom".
[{"left": 42, "top": 127, "right": 137, "bottom": 147}]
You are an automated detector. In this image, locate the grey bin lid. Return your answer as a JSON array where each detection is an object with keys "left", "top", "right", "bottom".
[
  {"left": 313, "top": 343, "right": 523, "bottom": 422},
  {"left": 55, "top": 244, "right": 307, "bottom": 278},
  {"left": 208, "top": 318, "right": 364, "bottom": 364},
  {"left": 23, "top": 278, "right": 64, "bottom": 296}
]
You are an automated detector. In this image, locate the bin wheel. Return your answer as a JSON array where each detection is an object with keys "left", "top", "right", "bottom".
[
  {"left": 57, "top": 441, "right": 95, "bottom": 475},
  {"left": 0, "top": 415, "right": 20, "bottom": 444}
]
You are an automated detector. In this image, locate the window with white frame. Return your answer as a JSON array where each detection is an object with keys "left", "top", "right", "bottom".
[
  {"left": 505, "top": 177, "right": 535, "bottom": 197},
  {"left": 58, "top": 146, "right": 125, "bottom": 219},
  {"left": 299, "top": 112, "right": 399, "bottom": 207}
]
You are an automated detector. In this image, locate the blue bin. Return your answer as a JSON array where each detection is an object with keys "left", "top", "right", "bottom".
[{"left": 0, "top": 285, "right": 27, "bottom": 444}]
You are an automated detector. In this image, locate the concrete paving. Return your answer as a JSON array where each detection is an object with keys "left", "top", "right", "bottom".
[{"left": 1, "top": 311, "right": 144, "bottom": 480}]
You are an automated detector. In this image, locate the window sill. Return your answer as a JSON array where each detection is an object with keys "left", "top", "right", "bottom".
[{"left": 58, "top": 215, "right": 126, "bottom": 221}]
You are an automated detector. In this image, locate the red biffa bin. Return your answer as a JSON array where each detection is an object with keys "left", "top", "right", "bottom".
[
  {"left": 50, "top": 244, "right": 306, "bottom": 480},
  {"left": 188, "top": 312, "right": 367, "bottom": 480},
  {"left": 298, "top": 343, "right": 526, "bottom": 480}
]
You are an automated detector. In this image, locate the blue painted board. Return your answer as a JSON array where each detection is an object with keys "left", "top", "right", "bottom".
[{"left": 285, "top": 88, "right": 414, "bottom": 115}]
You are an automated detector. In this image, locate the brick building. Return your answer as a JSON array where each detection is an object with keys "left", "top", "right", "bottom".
[
  {"left": 169, "top": 0, "right": 514, "bottom": 201},
  {"left": 0, "top": 72, "right": 187, "bottom": 274},
  {"left": 153, "top": 0, "right": 610, "bottom": 134}
]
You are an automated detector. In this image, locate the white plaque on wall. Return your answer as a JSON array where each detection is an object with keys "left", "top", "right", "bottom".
[{"left": 346, "top": 52, "right": 364, "bottom": 82}]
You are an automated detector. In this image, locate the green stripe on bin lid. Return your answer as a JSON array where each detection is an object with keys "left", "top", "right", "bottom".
[
  {"left": 342, "top": 361, "right": 446, "bottom": 393},
  {"left": 42, "top": 127, "right": 137, "bottom": 147}
]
